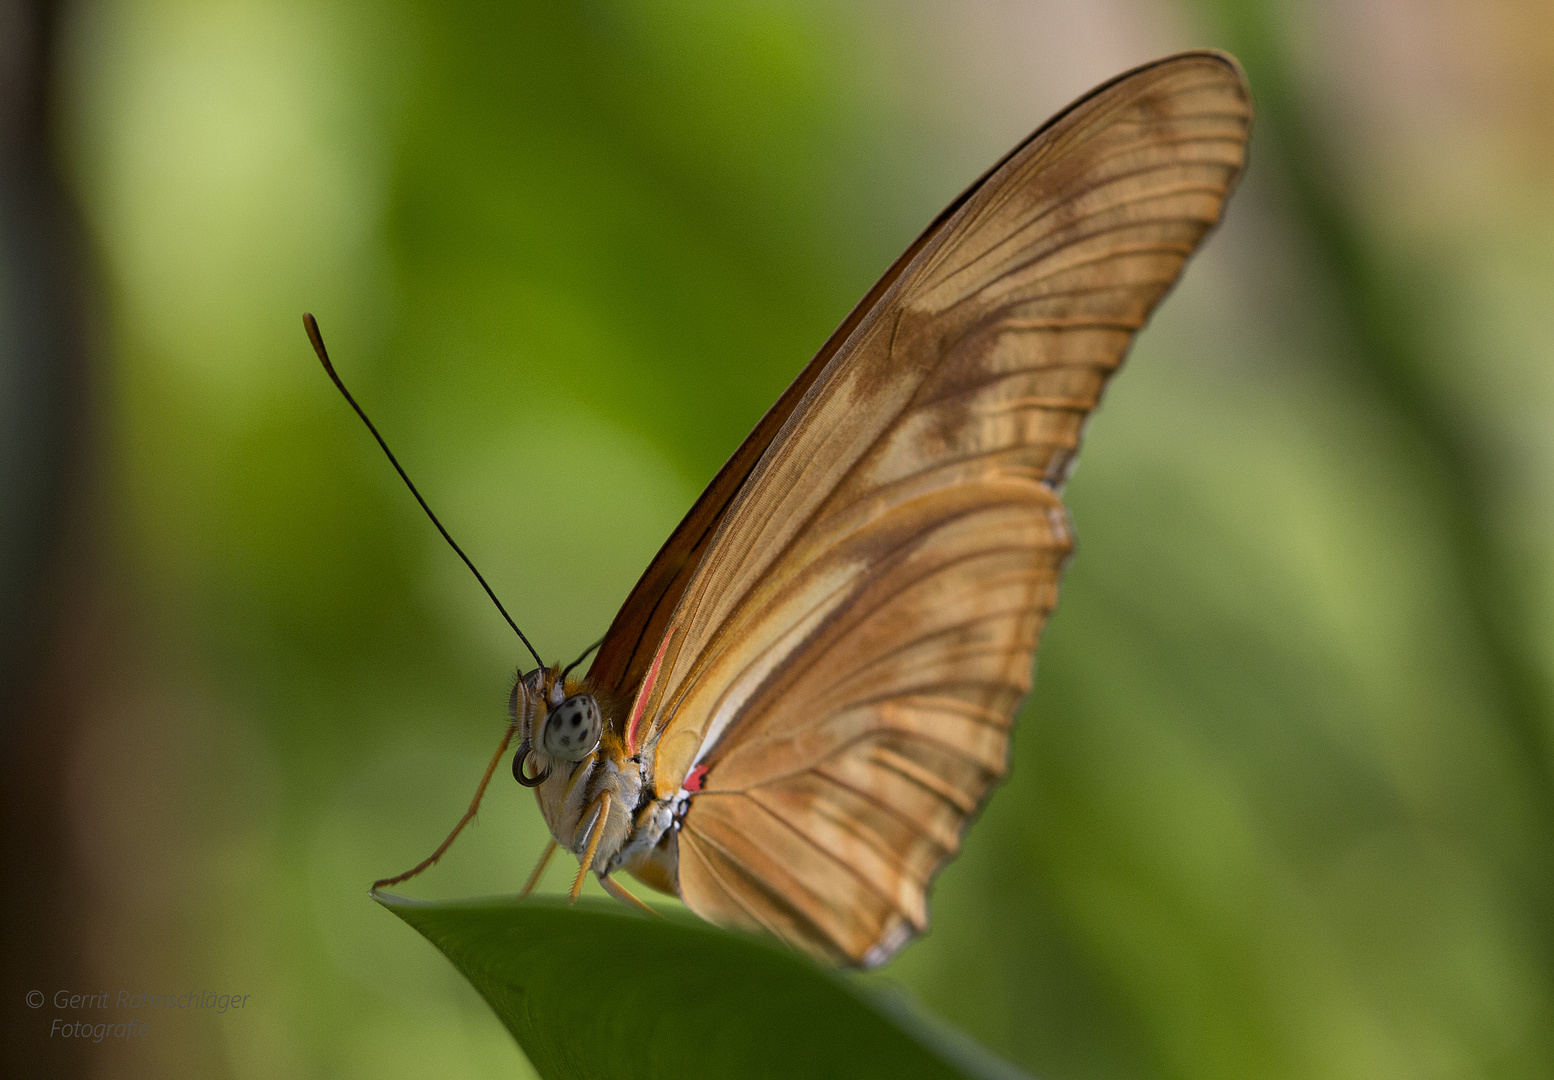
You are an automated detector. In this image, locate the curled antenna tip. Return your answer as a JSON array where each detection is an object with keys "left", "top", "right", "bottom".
[{"left": 303, "top": 312, "right": 329, "bottom": 363}]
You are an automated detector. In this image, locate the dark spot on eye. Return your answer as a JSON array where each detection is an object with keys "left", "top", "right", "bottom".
[{"left": 571, "top": 715, "right": 581, "bottom": 727}]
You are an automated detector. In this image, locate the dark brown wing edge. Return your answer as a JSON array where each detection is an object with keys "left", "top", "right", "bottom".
[{"left": 585, "top": 49, "right": 1250, "bottom": 714}]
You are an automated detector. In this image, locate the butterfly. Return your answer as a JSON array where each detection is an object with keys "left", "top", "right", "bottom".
[{"left": 314, "top": 50, "right": 1252, "bottom": 969}]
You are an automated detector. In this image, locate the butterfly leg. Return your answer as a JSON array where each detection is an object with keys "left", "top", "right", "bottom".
[
  {"left": 371, "top": 722, "right": 515, "bottom": 893},
  {"left": 568, "top": 790, "right": 613, "bottom": 904},
  {"left": 598, "top": 873, "right": 660, "bottom": 917},
  {"left": 517, "top": 838, "right": 557, "bottom": 898}
]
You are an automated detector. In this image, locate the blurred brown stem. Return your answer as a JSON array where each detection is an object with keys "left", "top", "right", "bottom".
[{"left": 0, "top": 1, "right": 99, "bottom": 1078}]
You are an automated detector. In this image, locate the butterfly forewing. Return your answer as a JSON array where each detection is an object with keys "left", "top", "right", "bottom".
[{"left": 596, "top": 52, "right": 1252, "bottom": 966}]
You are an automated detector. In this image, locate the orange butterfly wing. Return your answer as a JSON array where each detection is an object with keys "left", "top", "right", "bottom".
[{"left": 604, "top": 52, "right": 1252, "bottom": 965}]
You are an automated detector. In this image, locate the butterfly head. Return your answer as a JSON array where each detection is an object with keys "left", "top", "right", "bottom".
[{"left": 511, "top": 665, "right": 604, "bottom": 787}]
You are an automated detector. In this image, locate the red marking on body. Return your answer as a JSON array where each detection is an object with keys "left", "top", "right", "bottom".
[
  {"left": 624, "top": 626, "right": 674, "bottom": 755},
  {"left": 682, "top": 763, "right": 709, "bottom": 793}
]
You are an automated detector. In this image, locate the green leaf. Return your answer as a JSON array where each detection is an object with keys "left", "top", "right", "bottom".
[{"left": 375, "top": 891, "right": 1031, "bottom": 1080}]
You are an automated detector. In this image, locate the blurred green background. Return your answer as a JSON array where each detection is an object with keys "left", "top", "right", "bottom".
[{"left": 4, "top": 1, "right": 1554, "bottom": 1078}]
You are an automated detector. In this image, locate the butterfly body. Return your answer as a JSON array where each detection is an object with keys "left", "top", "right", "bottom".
[
  {"left": 368, "top": 50, "right": 1253, "bottom": 969},
  {"left": 515, "top": 665, "right": 681, "bottom": 883}
]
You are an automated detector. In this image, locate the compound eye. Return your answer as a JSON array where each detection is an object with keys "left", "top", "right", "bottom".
[{"left": 540, "top": 694, "right": 602, "bottom": 761}]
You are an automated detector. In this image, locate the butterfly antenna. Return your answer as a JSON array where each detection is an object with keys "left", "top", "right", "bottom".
[
  {"left": 303, "top": 313, "right": 544, "bottom": 669},
  {"left": 560, "top": 634, "right": 605, "bottom": 682}
]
